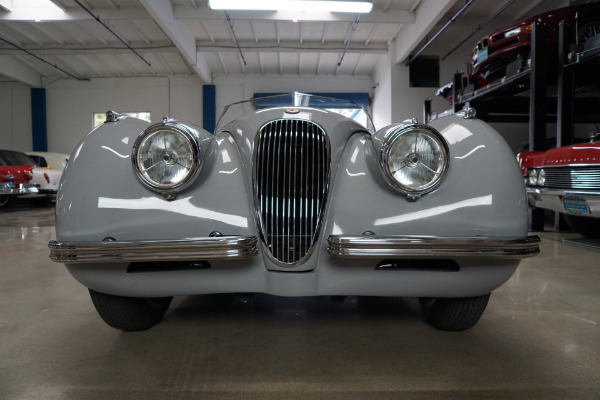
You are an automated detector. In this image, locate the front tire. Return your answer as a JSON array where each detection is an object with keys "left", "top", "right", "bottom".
[
  {"left": 89, "top": 289, "right": 173, "bottom": 331},
  {"left": 419, "top": 293, "right": 490, "bottom": 331},
  {"left": 0, "top": 195, "right": 12, "bottom": 209}
]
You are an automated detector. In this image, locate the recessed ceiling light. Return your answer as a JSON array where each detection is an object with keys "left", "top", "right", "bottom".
[{"left": 209, "top": 0, "right": 373, "bottom": 13}]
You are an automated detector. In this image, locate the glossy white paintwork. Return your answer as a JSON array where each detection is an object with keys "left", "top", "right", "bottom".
[{"left": 55, "top": 107, "right": 530, "bottom": 298}]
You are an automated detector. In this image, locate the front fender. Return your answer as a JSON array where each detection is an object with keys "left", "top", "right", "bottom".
[
  {"left": 56, "top": 118, "right": 258, "bottom": 242},
  {"left": 323, "top": 114, "right": 528, "bottom": 238}
]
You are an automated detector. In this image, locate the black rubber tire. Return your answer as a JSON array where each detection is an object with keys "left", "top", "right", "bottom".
[
  {"left": 577, "top": 21, "right": 600, "bottom": 49},
  {"left": 564, "top": 215, "right": 600, "bottom": 238},
  {"left": 0, "top": 195, "right": 12, "bottom": 209},
  {"left": 89, "top": 289, "right": 172, "bottom": 331},
  {"left": 419, "top": 293, "right": 491, "bottom": 331}
]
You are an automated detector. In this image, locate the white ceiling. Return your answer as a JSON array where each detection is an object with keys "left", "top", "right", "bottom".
[{"left": 0, "top": 0, "right": 567, "bottom": 87}]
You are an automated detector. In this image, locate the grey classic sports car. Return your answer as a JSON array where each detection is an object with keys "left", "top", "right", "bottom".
[{"left": 49, "top": 93, "right": 540, "bottom": 331}]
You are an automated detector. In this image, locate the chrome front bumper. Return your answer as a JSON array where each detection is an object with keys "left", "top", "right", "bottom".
[
  {"left": 49, "top": 236, "right": 258, "bottom": 263},
  {"left": 327, "top": 235, "right": 541, "bottom": 258},
  {"left": 527, "top": 188, "right": 600, "bottom": 217},
  {"left": 0, "top": 183, "right": 39, "bottom": 196},
  {"left": 49, "top": 234, "right": 541, "bottom": 264}
]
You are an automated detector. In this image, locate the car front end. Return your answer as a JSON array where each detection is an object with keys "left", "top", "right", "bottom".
[{"left": 50, "top": 94, "right": 539, "bottom": 331}]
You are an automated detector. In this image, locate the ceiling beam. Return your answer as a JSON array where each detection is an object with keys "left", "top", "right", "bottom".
[
  {"left": 394, "top": 0, "right": 458, "bottom": 64},
  {"left": 138, "top": 0, "right": 212, "bottom": 83},
  {"left": 0, "top": 55, "right": 41, "bottom": 86},
  {"left": 0, "top": 0, "right": 11, "bottom": 12},
  {"left": 173, "top": 4, "right": 414, "bottom": 24},
  {"left": 196, "top": 40, "right": 387, "bottom": 54},
  {"left": 0, "top": 45, "right": 177, "bottom": 56}
]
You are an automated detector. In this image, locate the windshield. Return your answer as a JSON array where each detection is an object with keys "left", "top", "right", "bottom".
[
  {"left": 0, "top": 150, "right": 35, "bottom": 166},
  {"left": 216, "top": 92, "right": 375, "bottom": 133}
]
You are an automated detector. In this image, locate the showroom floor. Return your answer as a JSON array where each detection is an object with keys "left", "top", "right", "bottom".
[{"left": 1, "top": 202, "right": 599, "bottom": 400}]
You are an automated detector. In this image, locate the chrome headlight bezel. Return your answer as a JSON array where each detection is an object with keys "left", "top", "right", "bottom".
[
  {"left": 379, "top": 124, "right": 449, "bottom": 198},
  {"left": 527, "top": 169, "right": 538, "bottom": 186},
  {"left": 132, "top": 121, "right": 202, "bottom": 197}
]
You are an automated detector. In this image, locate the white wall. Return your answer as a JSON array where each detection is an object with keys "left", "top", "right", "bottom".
[
  {"left": 0, "top": 82, "right": 32, "bottom": 152},
  {"left": 45, "top": 76, "right": 204, "bottom": 155},
  {"left": 41, "top": 74, "right": 374, "bottom": 155},
  {"left": 372, "top": 40, "right": 449, "bottom": 129}
]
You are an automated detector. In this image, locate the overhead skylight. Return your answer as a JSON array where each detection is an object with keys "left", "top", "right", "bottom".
[
  {"left": 209, "top": 0, "right": 373, "bottom": 13},
  {"left": 2, "top": 0, "right": 66, "bottom": 21}
]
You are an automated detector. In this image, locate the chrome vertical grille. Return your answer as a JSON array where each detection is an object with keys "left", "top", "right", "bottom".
[{"left": 254, "top": 119, "right": 330, "bottom": 265}]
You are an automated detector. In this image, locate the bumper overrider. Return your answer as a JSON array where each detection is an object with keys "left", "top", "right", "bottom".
[{"left": 49, "top": 235, "right": 540, "bottom": 263}]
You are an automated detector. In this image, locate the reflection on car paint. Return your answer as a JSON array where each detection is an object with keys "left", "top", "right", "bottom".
[
  {"left": 375, "top": 195, "right": 493, "bottom": 226},
  {"left": 97, "top": 196, "right": 249, "bottom": 228},
  {"left": 101, "top": 145, "right": 129, "bottom": 159},
  {"left": 455, "top": 145, "right": 486, "bottom": 160}
]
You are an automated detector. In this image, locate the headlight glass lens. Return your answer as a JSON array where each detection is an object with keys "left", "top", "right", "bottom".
[
  {"left": 383, "top": 126, "right": 448, "bottom": 194},
  {"left": 133, "top": 123, "right": 201, "bottom": 192},
  {"left": 528, "top": 169, "right": 538, "bottom": 186},
  {"left": 537, "top": 169, "right": 545, "bottom": 186}
]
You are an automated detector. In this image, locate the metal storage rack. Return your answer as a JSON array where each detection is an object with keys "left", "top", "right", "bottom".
[{"left": 427, "top": 19, "right": 600, "bottom": 231}]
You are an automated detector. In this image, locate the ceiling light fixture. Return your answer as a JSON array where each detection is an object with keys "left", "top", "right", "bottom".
[{"left": 208, "top": 0, "right": 373, "bottom": 13}]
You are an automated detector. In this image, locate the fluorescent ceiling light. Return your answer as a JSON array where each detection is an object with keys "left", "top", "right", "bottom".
[{"left": 209, "top": 0, "right": 373, "bottom": 13}]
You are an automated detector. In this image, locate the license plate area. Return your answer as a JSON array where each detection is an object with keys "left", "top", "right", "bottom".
[
  {"left": 2, "top": 181, "right": 15, "bottom": 188},
  {"left": 563, "top": 196, "right": 590, "bottom": 215},
  {"left": 477, "top": 48, "right": 488, "bottom": 63}
]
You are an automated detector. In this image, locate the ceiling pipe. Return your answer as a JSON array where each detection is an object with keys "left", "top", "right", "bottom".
[
  {"left": 225, "top": 11, "right": 247, "bottom": 66},
  {"left": 405, "top": 0, "right": 475, "bottom": 66},
  {"left": 0, "top": 36, "right": 89, "bottom": 81},
  {"left": 441, "top": 0, "right": 516, "bottom": 61},
  {"left": 73, "top": 0, "right": 152, "bottom": 67},
  {"left": 338, "top": 14, "right": 361, "bottom": 67}
]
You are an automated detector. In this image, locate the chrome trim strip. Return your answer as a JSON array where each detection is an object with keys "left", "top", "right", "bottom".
[
  {"left": 327, "top": 235, "right": 541, "bottom": 258},
  {"left": 529, "top": 163, "right": 600, "bottom": 169},
  {"left": 49, "top": 236, "right": 258, "bottom": 263},
  {"left": 527, "top": 187, "right": 600, "bottom": 197}
]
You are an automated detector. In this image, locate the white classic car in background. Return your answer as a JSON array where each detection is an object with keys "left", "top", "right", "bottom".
[
  {"left": 26, "top": 152, "right": 69, "bottom": 201},
  {"left": 49, "top": 93, "right": 540, "bottom": 331}
]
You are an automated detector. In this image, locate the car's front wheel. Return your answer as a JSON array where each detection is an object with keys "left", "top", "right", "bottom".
[
  {"left": 0, "top": 195, "right": 12, "bottom": 209},
  {"left": 89, "top": 289, "right": 173, "bottom": 331},
  {"left": 418, "top": 293, "right": 490, "bottom": 331}
]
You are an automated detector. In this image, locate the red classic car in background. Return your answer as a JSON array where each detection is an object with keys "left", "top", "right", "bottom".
[
  {"left": 472, "top": 3, "right": 600, "bottom": 83},
  {"left": 518, "top": 133, "right": 600, "bottom": 237},
  {"left": 0, "top": 149, "right": 38, "bottom": 208}
]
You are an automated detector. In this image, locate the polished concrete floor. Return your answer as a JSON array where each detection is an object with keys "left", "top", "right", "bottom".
[{"left": 1, "top": 202, "right": 599, "bottom": 400}]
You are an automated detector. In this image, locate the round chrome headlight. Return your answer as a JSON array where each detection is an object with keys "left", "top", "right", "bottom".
[
  {"left": 527, "top": 169, "right": 538, "bottom": 186},
  {"left": 537, "top": 169, "right": 545, "bottom": 186},
  {"left": 381, "top": 125, "right": 449, "bottom": 196},
  {"left": 132, "top": 121, "right": 202, "bottom": 196}
]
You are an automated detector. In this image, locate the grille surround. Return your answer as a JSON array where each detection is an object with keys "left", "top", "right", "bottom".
[
  {"left": 253, "top": 119, "right": 331, "bottom": 266},
  {"left": 537, "top": 165, "right": 600, "bottom": 190}
]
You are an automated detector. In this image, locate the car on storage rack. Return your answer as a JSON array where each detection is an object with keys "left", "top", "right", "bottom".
[
  {"left": 49, "top": 93, "right": 540, "bottom": 332},
  {"left": 519, "top": 133, "right": 600, "bottom": 237},
  {"left": 472, "top": 3, "right": 600, "bottom": 83},
  {"left": 0, "top": 149, "right": 38, "bottom": 208}
]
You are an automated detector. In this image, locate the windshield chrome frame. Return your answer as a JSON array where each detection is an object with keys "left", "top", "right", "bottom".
[{"left": 216, "top": 92, "right": 375, "bottom": 133}]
